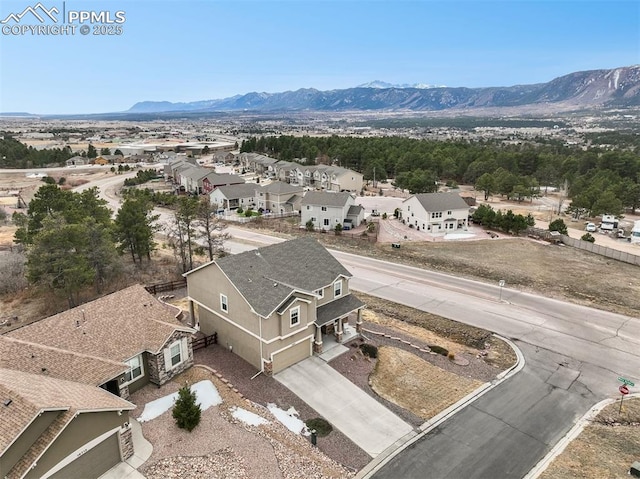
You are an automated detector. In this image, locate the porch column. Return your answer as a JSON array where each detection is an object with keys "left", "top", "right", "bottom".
[
  {"left": 313, "top": 325, "right": 323, "bottom": 354},
  {"left": 188, "top": 300, "right": 196, "bottom": 328},
  {"left": 356, "top": 309, "right": 363, "bottom": 333},
  {"left": 335, "top": 318, "right": 343, "bottom": 343}
]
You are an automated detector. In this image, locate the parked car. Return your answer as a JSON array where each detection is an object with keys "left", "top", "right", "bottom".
[{"left": 585, "top": 222, "right": 597, "bottom": 232}]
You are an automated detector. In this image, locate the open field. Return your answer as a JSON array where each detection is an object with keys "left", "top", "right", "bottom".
[{"left": 539, "top": 397, "right": 640, "bottom": 479}]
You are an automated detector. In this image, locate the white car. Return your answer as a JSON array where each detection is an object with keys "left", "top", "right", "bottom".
[{"left": 585, "top": 222, "right": 597, "bottom": 232}]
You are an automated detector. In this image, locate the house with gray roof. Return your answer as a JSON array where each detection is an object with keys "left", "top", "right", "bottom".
[
  {"left": 300, "top": 191, "right": 364, "bottom": 231},
  {"left": 209, "top": 183, "right": 260, "bottom": 212},
  {"left": 256, "top": 181, "right": 304, "bottom": 213},
  {"left": 400, "top": 192, "right": 470, "bottom": 233},
  {"left": 184, "top": 237, "right": 365, "bottom": 374}
]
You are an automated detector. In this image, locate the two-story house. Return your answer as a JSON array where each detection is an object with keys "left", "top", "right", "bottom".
[
  {"left": 300, "top": 191, "right": 364, "bottom": 231},
  {"left": 184, "top": 238, "right": 365, "bottom": 375},
  {"left": 256, "top": 181, "right": 304, "bottom": 213},
  {"left": 400, "top": 192, "right": 470, "bottom": 232}
]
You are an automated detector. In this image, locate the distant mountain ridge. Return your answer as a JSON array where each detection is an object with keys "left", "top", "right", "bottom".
[{"left": 128, "top": 66, "right": 640, "bottom": 113}]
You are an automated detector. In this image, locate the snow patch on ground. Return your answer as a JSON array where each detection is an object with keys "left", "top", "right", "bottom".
[
  {"left": 138, "top": 380, "right": 222, "bottom": 422},
  {"left": 444, "top": 232, "right": 476, "bottom": 240},
  {"left": 231, "top": 406, "right": 269, "bottom": 427},
  {"left": 266, "top": 403, "right": 309, "bottom": 435}
]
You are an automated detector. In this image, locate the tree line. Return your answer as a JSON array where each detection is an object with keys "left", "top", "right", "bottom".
[
  {"left": 241, "top": 135, "right": 640, "bottom": 217},
  {"left": 12, "top": 184, "right": 229, "bottom": 307}
]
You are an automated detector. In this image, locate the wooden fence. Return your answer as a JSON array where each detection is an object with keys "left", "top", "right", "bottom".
[
  {"left": 560, "top": 235, "right": 640, "bottom": 266},
  {"left": 192, "top": 333, "right": 218, "bottom": 351},
  {"left": 144, "top": 278, "right": 187, "bottom": 295}
]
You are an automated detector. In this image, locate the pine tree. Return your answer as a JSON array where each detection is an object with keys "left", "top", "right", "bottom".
[{"left": 172, "top": 385, "right": 201, "bottom": 432}]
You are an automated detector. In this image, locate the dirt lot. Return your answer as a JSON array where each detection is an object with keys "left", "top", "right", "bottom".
[
  {"left": 540, "top": 397, "right": 640, "bottom": 479},
  {"left": 246, "top": 218, "right": 640, "bottom": 316}
]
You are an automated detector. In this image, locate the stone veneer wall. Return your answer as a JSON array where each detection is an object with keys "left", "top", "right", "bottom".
[
  {"left": 119, "top": 424, "right": 134, "bottom": 460},
  {"left": 147, "top": 331, "right": 194, "bottom": 385},
  {"left": 118, "top": 383, "right": 130, "bottom": 400}
]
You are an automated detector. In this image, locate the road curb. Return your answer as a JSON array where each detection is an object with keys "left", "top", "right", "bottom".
[
  {"left": 355, "top": 334, "right": 525, "bottom": 479},
  {"left": 523, "top": 392, "right": 640, "bottom": 479}
]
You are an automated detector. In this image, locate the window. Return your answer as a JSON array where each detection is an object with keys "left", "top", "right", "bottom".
[
  {"left": 164, "top": 339, "right": 187, "bottom": 371},
  {"left": 124, "top": 355, "right": 143, "bottom": 384},
  {"left": 321, "top": 206, "right": 327, "bottom": 211},
  {"left": 448, "top": 210, "right": 452, "bottom": 215},
  {"left": 290, "top": 306, "right": 300, "bottom": 327},
  {"left": 306, "top": 205, "right": 311, "bottom": 210},
  {"left": 324, "top": 218, "right": 330, "bottom": 226},
  {"left": 170, "top": 342, "right": 182, "bottom": 366},
  {"left": 315, "top": 288, "right": 324, "bottom": 299},
  {"left": 334, "top": 280, "right": 342, "bottom": 298},
  {"left": 220, "top": 294, "right": 228, "bottom": 313}
]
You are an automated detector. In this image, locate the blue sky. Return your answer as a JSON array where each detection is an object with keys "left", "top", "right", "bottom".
[{"left": 1, "top": 0, "right": 638, "bottom": 114}]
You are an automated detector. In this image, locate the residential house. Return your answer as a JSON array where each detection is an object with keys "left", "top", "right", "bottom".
[
  {"left": 272, "top": 161, "right": 298, "bottom": 183},
  {"left": 210, "top": 183, "right": 259, "bottom": 212},
  {"left": 1, "top": 285, "right": 195, "bottom": 479},
  {"left": 290, "top": 165, "right": 364, "bottom": 192},
  {"left": 184, "top": 238, "right": 365, "bottom": 375},
  {"left": 201, "top": 172, "right": 245, "bottom": 194},
  {"left": 65, "top": 156, "right": 89, "bottom": 167},
  {"left": 93, "top": 155, "right": 124, "bottom": 165},
  {"left": 212, "top": 152, "right": 236, "bottom": 164},
  {"left": 300, "top": 191, "right": 364, "bottom": 231},
  {"left": 255, "top": 181, "right": 304, "bottom": 213},
  {"left": 0, "top": 370, "right": 134, "bottom": 479},
  {"left": 400, "top": 192, "right": 470, "bottom": 232},
  {"left": 164, "top": 158, "right": 197, "bottom": 183}
]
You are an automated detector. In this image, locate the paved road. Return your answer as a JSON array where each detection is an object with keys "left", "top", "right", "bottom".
[{"left": 78, "top": 174, "right": 640, "bottom": 477}]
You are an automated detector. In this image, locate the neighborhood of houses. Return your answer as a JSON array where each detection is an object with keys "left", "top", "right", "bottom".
[{"left": 2, "top": 145, "right": 480, "bottom": 478}]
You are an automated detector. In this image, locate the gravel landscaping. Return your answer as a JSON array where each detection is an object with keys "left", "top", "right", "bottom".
[{"left": 130, "top": 366, "right": 355, "bottom": 478}]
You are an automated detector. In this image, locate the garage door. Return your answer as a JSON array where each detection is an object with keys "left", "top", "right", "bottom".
[
  {"left": 49, "top": 432, "right": 120, "bottom": 479},
  {"left": 272, "top": 339, "right": 311, "bottom": 374}
]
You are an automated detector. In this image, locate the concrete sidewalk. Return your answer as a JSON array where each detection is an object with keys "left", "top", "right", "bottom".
[{"left": 275, "top": 356, "right": 415, "bottom": 457}]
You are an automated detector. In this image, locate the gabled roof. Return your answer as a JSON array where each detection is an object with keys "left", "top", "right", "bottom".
[
  {"left": 7, "top": 285, "right": 194, "bottom": 363},
  {"left": 204, "top": 172, "right": 245, "bottom": 186},
  {"left": 181, "top": 166, "right": 214, "bottom": 181},
  {"left": 0, "top": 368, "right": 134, "bottom": 456},
  {"left": 347, "top": 205, "right": 364, "bottom": 216},
  {"left": 188, "top": 238, "right": 351, "bottom": 317},
  {"left": 301, "top": 191, "right": 353, "bottom": 208},
  {"left": 261, "top": 181, "right": 303, "bottom": 195},
  {"left": 406, "top": 192, "right": 470, "bottom": 212},
  {"left": 0, "top": 336, "right": 127, "bottom": 387},
  {"left": 212, "top": 183, "right": 260, "bottom": 199}
]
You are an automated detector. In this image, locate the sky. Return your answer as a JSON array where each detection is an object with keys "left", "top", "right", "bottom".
[{"left": 0, "top": 0, "right": 638, "bottom": 114}]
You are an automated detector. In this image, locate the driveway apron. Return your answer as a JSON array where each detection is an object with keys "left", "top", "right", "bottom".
[{"left": 275, "top": 356, "right": 414, "bottom": 457}]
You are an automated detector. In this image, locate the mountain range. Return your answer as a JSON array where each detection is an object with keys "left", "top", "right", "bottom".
[{"left": 127, "top": 65, "right": 638, "bottom": 114}]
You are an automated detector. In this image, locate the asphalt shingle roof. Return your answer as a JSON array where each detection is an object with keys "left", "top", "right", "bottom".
[
  {"left": 213, "top": 237, "right": 351, "bottom": 317},
  {"left": 214, "top": 183, "right": 260, "bottom": 199},
  {"left": 7, "top": 285, "right": 193, "bottom": 362},
  {"left": 0, "top": 369, "right": 133, "bottom": 456},
  {"left": 0, "top": 336, "right": 127, "bottom": 386},
  {"left": 261, "top": 181, "right": 303, "bottom": 195},
  {"left": 301, "top": 191, "right": 353, "bottom": 208},
  {"left": 315, "top": 295, "right": 365, "bottom": 326},
  {"left": 410, "top": 192, "right": 470, "bottom": 212}
]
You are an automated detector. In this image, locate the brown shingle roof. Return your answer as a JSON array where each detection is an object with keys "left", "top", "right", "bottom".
[
  {"left": 7, "top": 284, "right": 193, "bottom": 362},
  {"left": 0, "top": 369, "right": 133, "bottom": 457},
  {"left": 0, "top": 336, "right": 127, "bottom": 386}
]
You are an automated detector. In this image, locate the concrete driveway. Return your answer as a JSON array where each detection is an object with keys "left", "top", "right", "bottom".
[{"left": 275, "top": 356, "right": 415, "bottom": 457}]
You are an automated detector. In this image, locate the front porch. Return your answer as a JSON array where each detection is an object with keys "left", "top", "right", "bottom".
[{"left": 313, "top": 295, "right": 365, "bottom": 360}]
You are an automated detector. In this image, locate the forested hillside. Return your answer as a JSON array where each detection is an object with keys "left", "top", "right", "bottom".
[
  {"left": 241, "top": 135, "right": 640, "bottom": 216},
  {"left": 0, "top": 134, "right": 74, "bottom": 168}
]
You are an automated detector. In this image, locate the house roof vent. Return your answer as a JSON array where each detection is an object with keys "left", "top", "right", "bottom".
[{"left": 3, "top": 399, "right": 12, "bottom": 407}]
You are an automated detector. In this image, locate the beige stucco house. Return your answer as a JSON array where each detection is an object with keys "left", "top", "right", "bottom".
[{"left": 184, "top": 237, "right": 365, "bottom": 374}]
